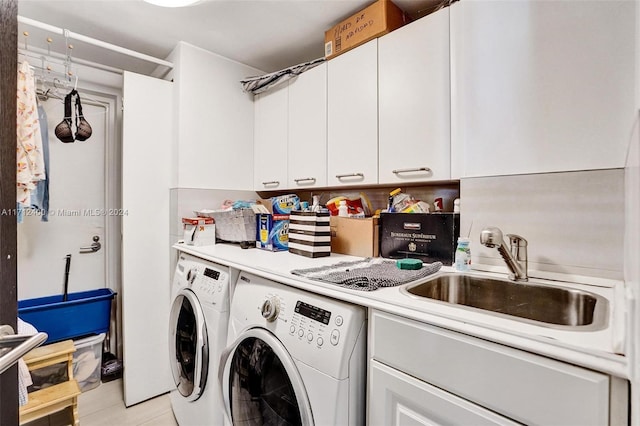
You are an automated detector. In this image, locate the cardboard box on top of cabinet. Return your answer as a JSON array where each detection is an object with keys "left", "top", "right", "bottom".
[
  {"left": 330, "top": 216, "right": 379, "bottom": 258},
  {"left": 379, "top": 213, "right": 460, "bottom": 265},
  {"left": 324, "top": 0, "right": 409, "bottom": 60}
]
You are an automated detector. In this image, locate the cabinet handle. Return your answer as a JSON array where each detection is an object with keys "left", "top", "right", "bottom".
[
  {"left": 335, "top": 173, "right": 364, "bottom": 180},
  {"left": 294, "top": 177, "right": 316, "bottom": 184},
  {"left": 392, "top": 167, "right": 432, "bottom": 175},
  {"left": 262, "top": 181, "right": 280, "bottom": 187}
]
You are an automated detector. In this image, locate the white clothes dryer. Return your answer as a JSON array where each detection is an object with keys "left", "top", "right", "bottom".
[
  {"left": 170, "top": 252, "right": 231, "bottom": 426},
  {"left": 219, "top": 271, "right": 367, "bottom": 426}
]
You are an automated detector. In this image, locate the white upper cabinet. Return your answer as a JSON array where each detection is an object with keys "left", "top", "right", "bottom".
[
  {"left": 253, "top": 82, "right": 289, "bottom": 191},
  {"left": 288, "top": 63, "right": 327, "bottom": 189},
  {"left": 379, "top": 8, "right": 451, "bottom": 184},
  {"left": 450, "top": 0, "right": 636, "bottom": 178},
  {"left": 327, "top": 39, "right": 379, "bottom": 186}
]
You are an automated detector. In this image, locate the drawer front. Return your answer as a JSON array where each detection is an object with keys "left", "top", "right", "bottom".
[
  {"left": 369, "top": 360, "right": 519, "bottom": 426},
  {"left": 371, "top": 311, "right": 610, "bottom": 426}
]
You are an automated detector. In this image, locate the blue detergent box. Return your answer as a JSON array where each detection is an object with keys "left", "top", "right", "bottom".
[
  {"left": 269, "top": 194, "right": 300, "bottom": 214},
  {"left": 256, "top": 213, "right": 289, "bottom": 251}
]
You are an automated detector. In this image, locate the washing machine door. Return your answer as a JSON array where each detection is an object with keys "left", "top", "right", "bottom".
[
  {"left": 219, "top": 328, "right": 314, "bottom": 426},
  {"left": 169, "top": 288, "right": 209, "bottom": 402}
]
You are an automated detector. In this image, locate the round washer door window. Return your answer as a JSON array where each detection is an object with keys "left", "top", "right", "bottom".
[
  {"left": 169, "top": 288, "right": 208, "bottom": 401},
  {"left": 222, "top": 329, "right": 314, "bottom": 426}
]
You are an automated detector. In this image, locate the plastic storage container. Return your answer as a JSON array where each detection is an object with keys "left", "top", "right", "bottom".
[
  {"left": 18, "top": 288, "right": 116, "bottom": 343},
  {"left": 73, "top": 333, "right": 105, "bottom": 392}
]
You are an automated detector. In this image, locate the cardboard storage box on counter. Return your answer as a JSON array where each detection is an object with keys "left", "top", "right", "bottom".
[
  {"left": 330, "top": 216, "right": 379, "bottom": 258},
  {"left": 324, "top": 0, "right": 409, "bottom": 60},
  {"left": 379, "top": 213, "right": 460, "bottom": 265},
  {"left": 289, "top": 211, "right": 331, "bottom": 258},
  {"left": 255, "top": 195, "right": 300, "bottom": 251}
]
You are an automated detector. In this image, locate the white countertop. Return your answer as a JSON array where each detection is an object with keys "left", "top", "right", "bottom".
[{"left": 174, "top": 242, "right": 629, "bottom": 378}]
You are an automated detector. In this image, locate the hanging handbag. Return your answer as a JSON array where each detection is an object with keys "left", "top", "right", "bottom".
[
  {"left": 54, "top": 89, "right": 93, "bottom": 143},
  {"left": 74, "top": 92, "right": 92, "bottom": 141},
  {"left": 54, "top": 90, "right": 75, "bottom": 143}
]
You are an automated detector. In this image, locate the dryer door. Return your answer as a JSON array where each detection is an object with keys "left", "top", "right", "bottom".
[
  {"left": 219, "top": 328, "right": 314, "bottom": 426},
  {"left": 169, "top": 288, "right": 209, "bottom": 402}
]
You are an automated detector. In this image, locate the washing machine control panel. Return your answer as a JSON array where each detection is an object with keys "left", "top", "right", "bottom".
[
  {"left": 191, "top": 264, "right": 229, "bottom": 308},
  {"left": 287, "top": 299, "right": 347, "bottom": 350}
]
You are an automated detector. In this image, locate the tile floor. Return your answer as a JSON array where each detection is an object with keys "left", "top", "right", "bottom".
[
  {"left": 78, "top": 379, "right": 177, "bottom": 426},
  {"left": 26, "top": 379, "right": 177, "bottom": 426}
]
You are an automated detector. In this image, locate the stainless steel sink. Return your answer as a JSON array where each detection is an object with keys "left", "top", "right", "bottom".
[{"left": 402, "top": 273, "right": 609, "bottom": 330}]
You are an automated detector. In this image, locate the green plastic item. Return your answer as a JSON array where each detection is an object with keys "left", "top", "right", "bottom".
[{"left": 396, "top": 258, "right": 423, "bottom": 270}]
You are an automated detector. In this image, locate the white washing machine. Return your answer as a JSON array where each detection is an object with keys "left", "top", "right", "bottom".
[
  {"left": 170, "top": 252, "right": 231, "bottom": 425},
  {"left": 219, "top": 271, "right": 367, "bottom": 426}
]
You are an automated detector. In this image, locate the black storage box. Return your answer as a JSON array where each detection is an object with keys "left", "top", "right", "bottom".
[{"left": 379, "top": 213, "right": 460, "bottom": 265}]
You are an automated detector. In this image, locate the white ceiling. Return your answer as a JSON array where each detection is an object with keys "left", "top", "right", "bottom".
[{"left": 17, "top": 0, "right": 440, "bottom": 76}]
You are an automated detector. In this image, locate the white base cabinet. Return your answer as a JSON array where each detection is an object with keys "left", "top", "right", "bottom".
[
  {"left": 369, "top": 360, "right": 518, "bottom": 426},
  {"left": 369, "top": 310, "right": 620, "bottom": 426},
  {"left": 378, "top": 7, "right": 451, "bottom": 184}
]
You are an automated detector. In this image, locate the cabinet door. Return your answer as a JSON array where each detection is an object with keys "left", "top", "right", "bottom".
[
  {"left": 253, "top": 82, "right": 288, "bottom": 191},
  {"left": 327, "top": 39, "right": 378, "bottom": 186},
  {"left": 122, "top": 71, "right": 173, "bottom": 406},
  {"left": 288, "top": 63, "right": 327, "bottom": 188},
  {"left": 371, "top": 310, "right": 610, "bottom": 426},
  {"left": 451, "top": 0, "right": 636, "bottom": 178},
  {"left": 379, "top": 8, "right": 450, "bottom": 183},
  {"left": 369, "top": 360, "right": 519, "bottom": 426}
]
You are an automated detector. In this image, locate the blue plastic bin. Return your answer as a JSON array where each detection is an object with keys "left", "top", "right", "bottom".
[{"left": 18, "top": 288, "right": 116, "bottom": 343}]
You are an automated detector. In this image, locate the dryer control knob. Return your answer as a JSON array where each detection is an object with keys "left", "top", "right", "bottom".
[
  {"left": 186, "top": 267, "right": 198, "bottom": 284},
  {"left": 261, "top": 298, "right": 279, "bottom": 322}
]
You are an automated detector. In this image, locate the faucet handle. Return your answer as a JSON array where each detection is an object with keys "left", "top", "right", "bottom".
[
  {"left": 505, "top": 234, "right": 527, "bottom": 246},
  {"left": 506, "top": 234, "right": 528, "bottom": 262}
]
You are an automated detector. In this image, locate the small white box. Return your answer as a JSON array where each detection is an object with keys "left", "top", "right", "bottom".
[
  {"left": 73, "top": 333, "right": 105, "bottom": 392},
  {"left": 182, "top": 217, "right": 216, "bottom": 246}
]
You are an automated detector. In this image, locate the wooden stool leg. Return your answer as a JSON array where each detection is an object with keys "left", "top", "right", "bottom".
[{"left": 72, "top": 396, "right": 79, "bottom": 426}]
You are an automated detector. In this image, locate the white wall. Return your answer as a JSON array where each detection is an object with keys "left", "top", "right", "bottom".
[
  {"left": 170, "top": 188, "right": 258, "bottom": 244},
  {"left": 461, "top": 169, "right": 625, "bottom": 281},
  {"left": 170, "top": 42, "right": 262, "bottom": 190}
]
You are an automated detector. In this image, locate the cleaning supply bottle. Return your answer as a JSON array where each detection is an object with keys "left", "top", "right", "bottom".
[
  {"left": 338, "top": 200, "right": 349, "bottom": 217},
  {"left": 455, "top": 237, "right": 471, "bottom": 272},
  {"left": 388, "top": 188, "right": 401, "bottom": 212}
]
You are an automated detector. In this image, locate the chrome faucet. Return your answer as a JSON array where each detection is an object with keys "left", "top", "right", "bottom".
[{"left": 480, "top": 227, "right": 528, "bottom": 282}]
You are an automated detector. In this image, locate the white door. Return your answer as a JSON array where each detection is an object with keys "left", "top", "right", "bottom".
[
  {"left": 17, "top": 92, "right": 111, "bottom": 300},
  {"left": 122, "top": 71, "right": 173, "bottom": 406}
]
